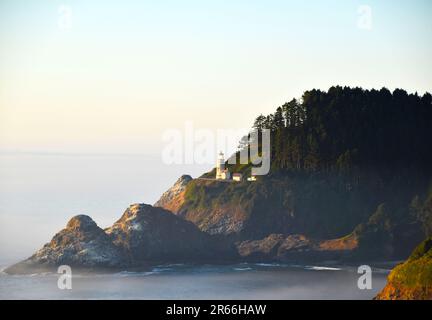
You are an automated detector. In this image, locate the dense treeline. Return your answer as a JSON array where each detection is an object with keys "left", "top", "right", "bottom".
[
  {"left": 251, "top": 86, "right": 432, "bottom": 175},
  {"left": 194, "top": 86, "right": 432, "bottom": 257}
]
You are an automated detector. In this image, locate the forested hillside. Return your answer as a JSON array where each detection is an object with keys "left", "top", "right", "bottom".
[
  {"left": 162, "top": 86, "right": 432, "bottom": 261},
  {"left": 251, "top": 86, "right": 432, "bottom": 174}
]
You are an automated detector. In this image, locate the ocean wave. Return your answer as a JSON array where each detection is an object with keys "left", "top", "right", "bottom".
[
  {"left": 305, "top": 266, "right": 342, "bottom": 271},
  {"left": 115, "top": 271, "right": 156, "bottom": 277},
  {"left": 151, "top": 267, "right": 174, "bottom": 273},
  {"left": 253, "top": 263, "right": 286, "bottom": 268},
  {"left": 233, "top": 267, "right": 253, "bottom": 271}
]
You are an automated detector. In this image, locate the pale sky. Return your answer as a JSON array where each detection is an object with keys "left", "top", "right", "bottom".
[{"left": 1, "top": 0, "right": 431, "bottom": 154}]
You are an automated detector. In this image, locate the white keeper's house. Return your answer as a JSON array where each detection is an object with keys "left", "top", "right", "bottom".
[{"left": 215, "top": 152, "right": 255, "bottom": 182}]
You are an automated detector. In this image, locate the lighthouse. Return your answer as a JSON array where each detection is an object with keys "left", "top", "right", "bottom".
[
  {"left": 216, "top": 152, "right": 225, "bottom": 179},
  {"left": 216, "top": 152, "right": 230, "bottom": 180}
]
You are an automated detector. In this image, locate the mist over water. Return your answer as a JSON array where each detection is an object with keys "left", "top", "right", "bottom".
[
  {"left": 0, "top": 153, "right": 211, "bottom": 263},
  {"left": 0, "top": 264, "right": 389, "bottom": 300}
]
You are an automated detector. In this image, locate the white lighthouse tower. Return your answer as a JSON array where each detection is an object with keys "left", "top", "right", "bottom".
[
  {"left": 216, "top": 152, "right": 225, "bottom": 179},
  {"left": 216, "top": 152, "right": 230, "bottom": 180}
]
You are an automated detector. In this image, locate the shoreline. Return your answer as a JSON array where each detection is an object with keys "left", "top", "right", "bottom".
[{"left": 1, "top": 260, "right": 396, "bottom": 277}]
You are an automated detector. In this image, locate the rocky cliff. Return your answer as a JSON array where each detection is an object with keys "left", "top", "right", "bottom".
[
  {"left": 5, "top": 215, "right": 126, "bottom": 274},
  {"left": 236, "top": 233, "right": 358, "bottom": 262},
  {"left": 5, "top": 204, "right": 237, "bottom": 274},
  {"left": 106, "top": 203, "right": 236, "bottom": 265},
  {"left": 155, "top": 173, "right": 427, "bottom": 261},
  {"left": 375, "top": 237, "right": 432, "bottom": 300},
  {"left": 154, "top": 175, "right": 192, "bottom": 213}
]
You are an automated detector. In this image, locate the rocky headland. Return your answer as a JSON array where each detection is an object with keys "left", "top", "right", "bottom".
[{"left": 5, "top": 203, "right": 237, "bottom": 274}]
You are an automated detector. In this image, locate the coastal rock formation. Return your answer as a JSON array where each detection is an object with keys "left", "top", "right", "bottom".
[
  {"left": 237, "top": 234, "right": 286, "bottom": 260},
  {"left": 5, "top": 204, "right": 237, "bottom": 274},
  {"left": 156, "top": 178, "right": 265, "bottom": 237},
  {"left": 154, "top": 175, "right": 192, "bottom": 213},
  {"left": 375, "top": 237, "right": 432, "bottom": 300},
  {"left": 5, "top": 215, "right": 126, "bottom": 274},
  {"left": 106, "top": 203, "right": 237, "bottom": 264},
  {"left": 156, "top": 178, "right": 250, "bottom": 236},
  {"left": 157, "top": 175, "right": 364, "bottom": 241},
  {"left": 237, "top": 233, "right": 359, "bottom": 262},
  {"left": 157, "top": 173, "right": 428, "bottom": 263}
]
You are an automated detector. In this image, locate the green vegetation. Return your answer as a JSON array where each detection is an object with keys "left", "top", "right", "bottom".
[
  {"left": 184, "top": 179, "right": 252, "bottom": 211},
  {"left": 250, "top": 86, "right": 432, "bottom": 174},
  {"left": 409, "top": 237, "right": 432, "bottom": 261},
  {"left": 246, "top": 86, "right": 432, "bottom": 250},
  {"left": 182, "top": 86, "right": 432, "bottom": 259},
  {"left": 376, "top": 236, "right": 432, "bottom": 299},
  {"left": 390, "top": 237, "right": 432, "bottom": 288}
]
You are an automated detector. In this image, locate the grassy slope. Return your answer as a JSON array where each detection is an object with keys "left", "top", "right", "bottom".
[{"left": 376, "top": 237, "right": 432, "bottom": 300}]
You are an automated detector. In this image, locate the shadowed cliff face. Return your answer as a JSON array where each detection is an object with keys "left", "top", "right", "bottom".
[
  {"left": 5, "top": 205, "right": 237, "bottom": 274},
  {"left": 106, "top": 203, "right": 237, "bottom": 264},
  {"left": 156, "top": 173, "right": 428, "bottom": 261},
  {"left": 375, "top": 238, "right": 432, "bottom": 300},
  {"left": 157, "top": 174, "right": 371, "bottom": 240},
  {"left": 155, "top": 176, "right": 366, "bottom": 262}
]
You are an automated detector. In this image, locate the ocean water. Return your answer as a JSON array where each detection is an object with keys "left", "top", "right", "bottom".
[{"left": 0, "top": 263, "right": 390, "bottom": 300}]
